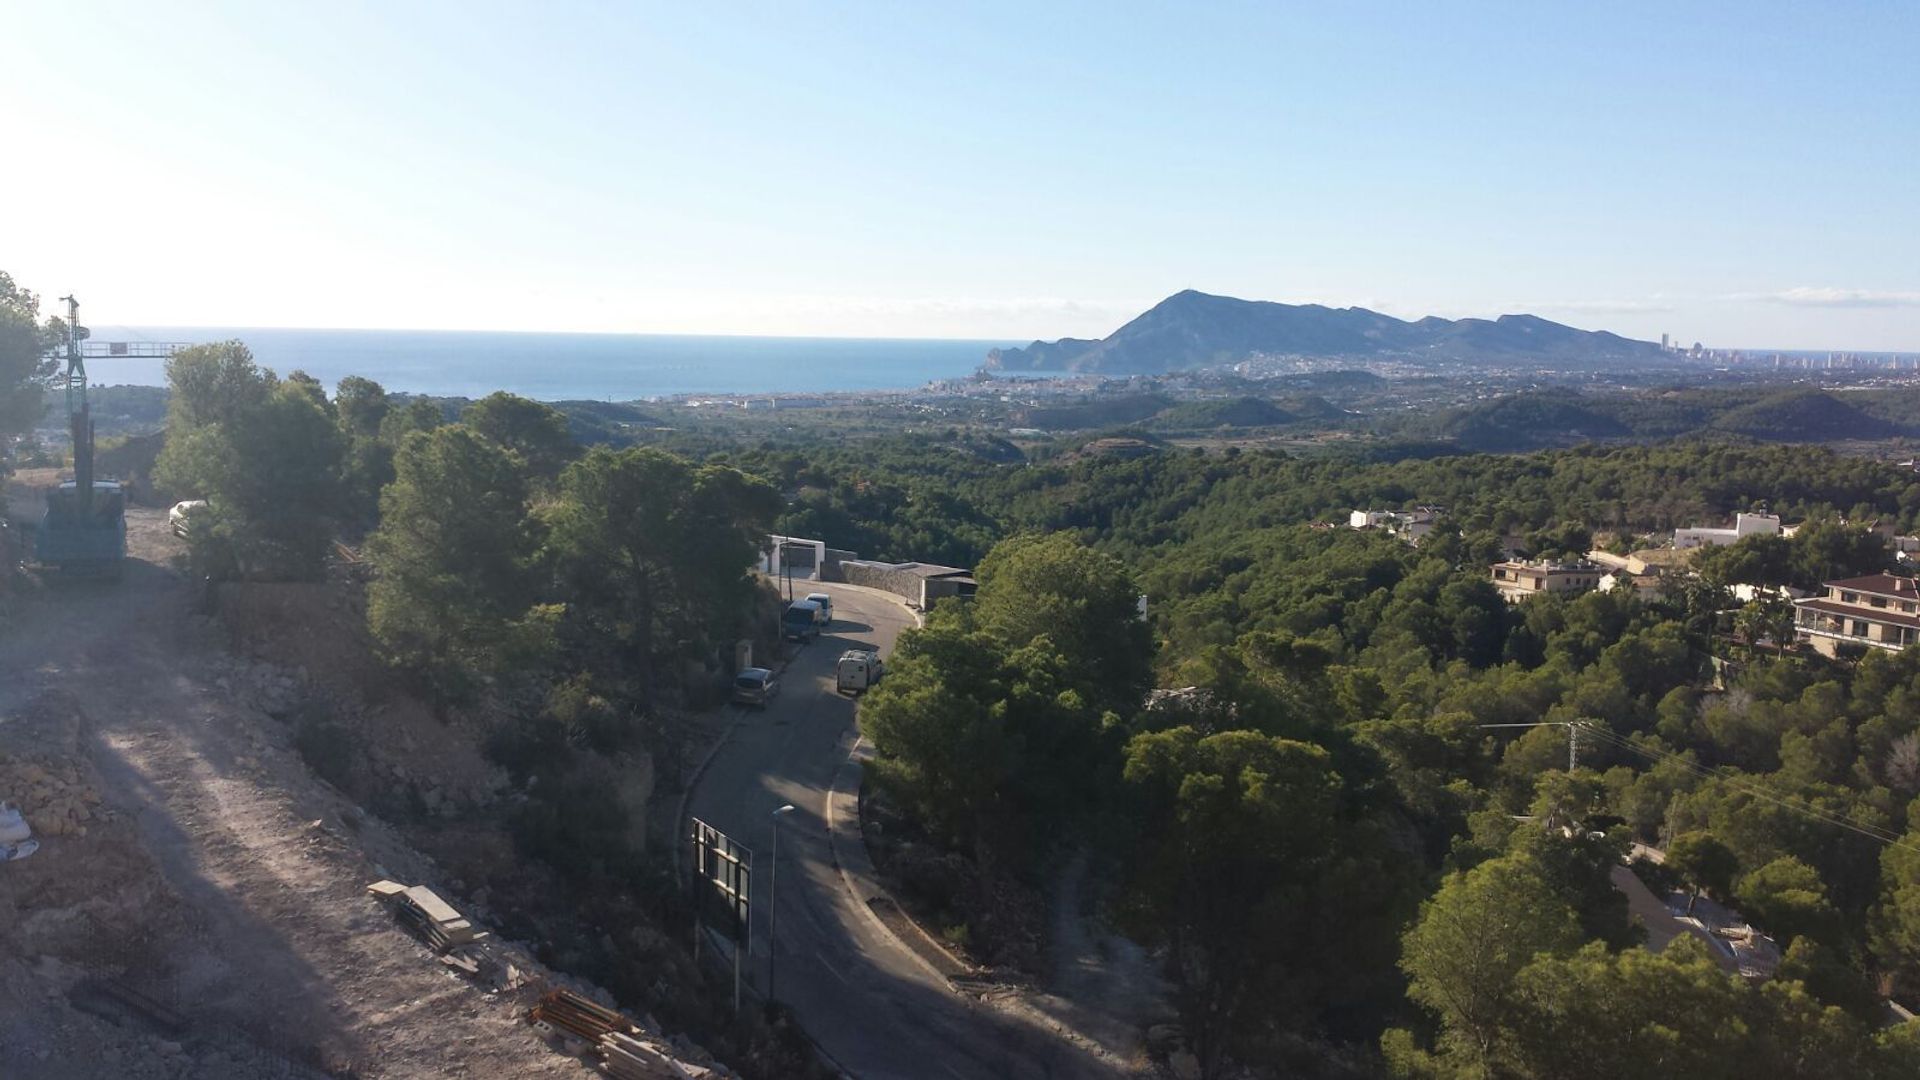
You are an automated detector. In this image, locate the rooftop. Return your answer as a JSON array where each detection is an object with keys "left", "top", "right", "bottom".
[
  {"left": 841, "top": 559, "right": 973, "bottom": 579},
  {"left": 1494, "top": 558, "right": 1599, "bottom": 572},
  {"left": 1822, "top": 573, "right": 1920, "bottom": 597},
  {"left": 1795, "top": 598, "right": 1920, "bottom": 630}
]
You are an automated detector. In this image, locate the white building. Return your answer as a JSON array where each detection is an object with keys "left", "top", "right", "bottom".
[
  {"left": 1350, "top": 507, "right": 1442, "bottom": 544},
  {"left": 1731, "top": 583, "right": 1811, "bottom": 604},
  {"left": 1599, "top": 571, "right": 1666, "bottom": 602},
  {"left": 1491, "top": 559, "right": 1604, "bottom": 602},
  {"left": 1674, "top": 512, "right": 1781, "bottom": 550},
  {"left": 761, "top": 534, "right": 826, "bottom": 580}
]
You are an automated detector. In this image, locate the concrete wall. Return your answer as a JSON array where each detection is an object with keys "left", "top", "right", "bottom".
[
  {"left": 1674, "top": 527, "right": 1738, "bottom": 550},
  {"left": 820, "top": 548, "right": 858, "bottom": 583},
  {"left": 921, "top": 576, "right": 977, "bottom": 609},
  {"left": 839, "top": 560, "right": 926, "bottom": 603},
  {"left": 1677, "top": 514, "right": 1781, "bottom": 550}
]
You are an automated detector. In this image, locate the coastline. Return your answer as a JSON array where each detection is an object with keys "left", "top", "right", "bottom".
[{"left": 88, "top": 327, "right": 1020, "bottom": 401}]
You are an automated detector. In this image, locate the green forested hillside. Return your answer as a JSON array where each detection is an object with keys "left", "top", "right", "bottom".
[
  {"left": 134, "top": 339, "right": 1920, "bottom": 1078},
  {"left": 728, "top": 437, "right": 1920, "bottom": 571},
  {"left": 718, "top": 431, "right": 1920, "bottom": 1072},
  {"left": 1150, "top": 395, "right": 1299, "bottom": 429},
  {"left": 1392, "top": 387, "right": 1915, "bottom": 451}
]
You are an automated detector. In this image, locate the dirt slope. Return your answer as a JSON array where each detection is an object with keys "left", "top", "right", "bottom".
[{"left": 0, "top": 484, "right": 693, "bottom": 1079}]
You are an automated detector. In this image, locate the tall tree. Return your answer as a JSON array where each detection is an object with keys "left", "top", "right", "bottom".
[
  {"left": 463, "top": 391, "right": 576, "bottom": 481},
  {"left": 860, "top": 623, "right": 1019, "bottom": 857},
  {"left": 1122, "top": 725, "right": 1384, "bottom": 1077},
  {"left": 1667, "top": 830, "right": 1740, "bottom": 915},
  {"left": 334, "top": 375, "right": 391, "bottom": 439},
  {"left": 366, "top": 426, "right": 550, "bottom": 695},
  {"left": 223, "top": 381, "right": 347, "bottom": 574},
  {"left": 159, "top": 340, "right": 275, "bottom": 430},
  {"left": 971, "top": 532, "right": 1153, "bottom": 713},
  {"left": 1497, "top": 938, "right": 1881, "bottom": 1080},
  {"left": 155, "top": 344, "right": 343, "bottom": 577},
  {"left": 0, "top": 271, "right": 54, "bottom": 456},
  {"left": 1398, "top": 853, "right": 1582, "bottom": 1068},
  {"left": 1871, "top": 802, "right": 1920, "bottom": 996},
  {"left": 545, "top": 447, "right": 779, "bottom": 698},
  {"left": 1738, "top": 855, "right": 1843, "bottom": 948},
  {"left": 336, "top": 375, "right": 395, "bottom": 524}
]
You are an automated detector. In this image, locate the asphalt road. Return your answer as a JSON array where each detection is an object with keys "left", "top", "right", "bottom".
[{"left": 687, "top": 581, "right": 1113, "bottom": 1080}]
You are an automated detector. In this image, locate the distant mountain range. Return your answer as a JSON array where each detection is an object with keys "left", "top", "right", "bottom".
[{"left": 984, "top": 290, "right": 1669, "bottom": 374}]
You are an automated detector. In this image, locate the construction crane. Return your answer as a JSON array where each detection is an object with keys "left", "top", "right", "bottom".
[{"left": 32, "top": 296, "right": 149, "bottom": 577}]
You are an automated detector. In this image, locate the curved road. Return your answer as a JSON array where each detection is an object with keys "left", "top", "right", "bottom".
[{"left": 687, "top": 581, "right": 1112, "bottom": 1080}]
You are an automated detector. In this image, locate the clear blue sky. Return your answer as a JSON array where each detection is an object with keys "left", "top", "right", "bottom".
[{"left": 3, "top": 2, "right": 1915, "bottom": 349}]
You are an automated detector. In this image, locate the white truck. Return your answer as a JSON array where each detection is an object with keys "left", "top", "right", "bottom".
[{"left": 836, "top": 649, "right": 884, "bottom": 694}]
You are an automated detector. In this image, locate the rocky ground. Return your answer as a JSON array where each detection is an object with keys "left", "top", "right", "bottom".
[{"left": 0, "top": 472, "right": 723, "bottom": 1079}]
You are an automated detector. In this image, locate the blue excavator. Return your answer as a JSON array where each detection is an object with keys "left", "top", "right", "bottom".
[{"left": 35, "top": 296, "right": 127, "bottom": 578}]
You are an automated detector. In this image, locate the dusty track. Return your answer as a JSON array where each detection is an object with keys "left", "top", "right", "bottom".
[{"left": 0, "top": 480, "right": 594, "bottom": 1078}]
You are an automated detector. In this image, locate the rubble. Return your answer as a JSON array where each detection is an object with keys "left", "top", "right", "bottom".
[
  {"left": 0, "top": 800, "right": 37, "bottom": 861},
  {"left": 0, "top": 755, "right": 107, "bottom": 838}
]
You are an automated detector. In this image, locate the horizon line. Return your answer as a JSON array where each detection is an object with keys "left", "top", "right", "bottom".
[{"left": 94, "top": 323, "right": 1024, "bottom": 345}]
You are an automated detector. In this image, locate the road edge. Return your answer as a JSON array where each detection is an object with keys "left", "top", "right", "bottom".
[
  {"left": 824, "top": 736, "right": 974, "bottom": 990},
  {"left": 672, "top": 647, "right": 800, "bottom": 889},
  {"left": 827, "top": 592, "right": 1149, "bottom": 1075},
  {"left": 817, "top": 588, "right": 982, "bottom": 990}
]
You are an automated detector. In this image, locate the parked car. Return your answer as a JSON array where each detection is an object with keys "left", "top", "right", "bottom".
[
  {"left": 169, "top": 499, "right": 209, "bottom": 538},
  {"left": 732, "top": 667, "right": 779, "bottom": 707},
  {"left": 804, "top": 592, "right": 834, "bottom": 626},
  {"left": 783, "top": 600, "right": 822, "bottom": 642}
]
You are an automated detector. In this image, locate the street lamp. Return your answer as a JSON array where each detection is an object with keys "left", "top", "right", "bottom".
[{"left": 768, "top": 803, "right": 796, "bottom": 1010}]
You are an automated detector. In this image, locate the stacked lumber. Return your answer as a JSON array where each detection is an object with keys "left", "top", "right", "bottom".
[
  {"left": 365, "top": 879, "right": 490, "bottom": 953},
  {"left": 528, "top": 987, "right": 637, "bottom": 1043},
  {"left": 600, "top": 1031, "right": 695, "bottom": 1079}
]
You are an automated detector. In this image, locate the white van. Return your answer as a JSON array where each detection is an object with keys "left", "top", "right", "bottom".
[
  {"left": 805, "top": 592, "right": 834, "bottom": 626},
  {"left": 836, "top": 650, "right": 884, "bottom": 694}
]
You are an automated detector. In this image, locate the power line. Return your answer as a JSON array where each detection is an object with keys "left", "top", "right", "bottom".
[
  {"left": 1480, "top": 720, "right": 1582, "bottom": 771},
  {"left": 1571, "top": 722, "right": 1920, "bottom": 853},
  {"left": 1478, "top": 716, "right": 1919, "bottom": 853}
]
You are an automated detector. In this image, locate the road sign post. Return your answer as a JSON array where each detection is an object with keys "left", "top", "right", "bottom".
[{"left": 689, "top": 817, "right": 752, "bottom": 1013}]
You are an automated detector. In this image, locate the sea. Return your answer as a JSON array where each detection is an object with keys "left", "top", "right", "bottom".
[{"left": 97, "top": 327, "right": 1014, "bottom": 401}]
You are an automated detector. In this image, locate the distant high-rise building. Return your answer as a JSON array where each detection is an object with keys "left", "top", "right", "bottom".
[{"left": 1661, "top": 333, "right": 1670, "bottom": 351}]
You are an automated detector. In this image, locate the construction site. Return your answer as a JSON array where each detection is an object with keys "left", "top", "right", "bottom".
[{"left": 0, "top": 306, "right": 756, "bottom": 1078}]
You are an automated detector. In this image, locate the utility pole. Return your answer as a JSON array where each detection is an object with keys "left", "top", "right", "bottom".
[
  {"left": 1480, "top": 720, "right": 1586, "bottom": 772},
  {"left": 1482, "top": 720, "right": 1597, "bottom": 834}
]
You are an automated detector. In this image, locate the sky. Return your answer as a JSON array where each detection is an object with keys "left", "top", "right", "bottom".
[{"left": 2, "top": 2, "right": 1916, "bottom": 350}]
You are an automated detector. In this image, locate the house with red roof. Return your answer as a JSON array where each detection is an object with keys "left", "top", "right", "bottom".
[{"left": 1793, "top": 573, "right": 1920, "bottom": 657}]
